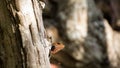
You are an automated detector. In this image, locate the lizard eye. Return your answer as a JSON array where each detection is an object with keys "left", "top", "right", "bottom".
[
  {"left": 51, "top": 42, "right": 65, "bottom": 54},
  {"left": 51, "top": 45, "right": 55, "bottom": 51}
]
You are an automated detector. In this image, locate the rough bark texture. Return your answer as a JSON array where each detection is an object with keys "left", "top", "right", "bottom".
[{"left": 0, "top": 0, "right": 51, "bottom": 68}]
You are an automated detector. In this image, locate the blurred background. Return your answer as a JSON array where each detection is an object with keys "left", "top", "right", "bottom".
[{"left": 42, "top": 0, "right": 120, "bottom": 68}]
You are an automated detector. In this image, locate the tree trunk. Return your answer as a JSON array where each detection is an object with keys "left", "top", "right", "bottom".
[{"left": 0, "top": 0, "right": 51, "bottom": 68}]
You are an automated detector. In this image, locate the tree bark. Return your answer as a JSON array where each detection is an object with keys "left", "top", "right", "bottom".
[{"left": 0, "top": 0, "right": 51, "bottom": 68}]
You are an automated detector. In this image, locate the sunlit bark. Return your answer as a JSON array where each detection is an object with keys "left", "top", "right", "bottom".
[{"left": 0, "top": 0, "right": 51, "bottom": 68}]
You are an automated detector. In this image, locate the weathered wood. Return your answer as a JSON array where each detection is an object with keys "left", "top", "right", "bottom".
[
  {"left": 0, "top": 0, "right": 23, "bottom": 68},
  {"left": 0, "top": 0, "right": 51, "bottom": 68}
]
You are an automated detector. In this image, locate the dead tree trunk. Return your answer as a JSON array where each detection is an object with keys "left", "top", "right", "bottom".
[{"left": 0, "top": 0, "right": 51, "bottom": 68}]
